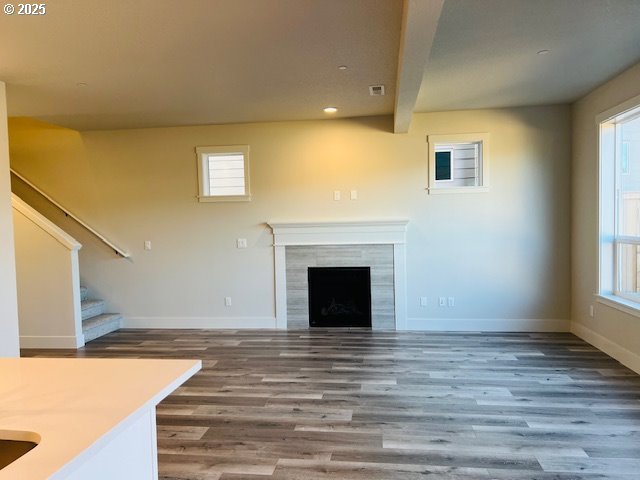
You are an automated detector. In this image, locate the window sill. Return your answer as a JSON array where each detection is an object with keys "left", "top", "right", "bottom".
[
  {"left": 595, "top": 293, "right": 640, "bottom": 318},
  {"left": 198, "top": 195, "right": 252, "bottom": 203},
  {"left": 426, "top": 186, "right": 489, "bottom": 195}
]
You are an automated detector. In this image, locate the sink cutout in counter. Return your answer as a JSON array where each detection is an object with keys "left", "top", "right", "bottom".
[{"left": 0, "top": 430, "right": 40, "bottom": 470}]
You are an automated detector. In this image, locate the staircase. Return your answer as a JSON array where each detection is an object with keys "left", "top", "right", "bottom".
[{"left": 81, "top": 286, "right": 123, "bottom": 343}]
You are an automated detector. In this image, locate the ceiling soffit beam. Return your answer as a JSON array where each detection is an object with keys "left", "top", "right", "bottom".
[{"left": 393, "top": 0, "right": 444, "bottom": 133}]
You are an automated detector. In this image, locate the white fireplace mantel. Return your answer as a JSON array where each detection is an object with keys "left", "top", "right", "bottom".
[
  {"left": 267, "top": 220, "right": 409, "bottom": 330},
  {"left": 268, "top": 220, "right": 409, "bottom": 246}
]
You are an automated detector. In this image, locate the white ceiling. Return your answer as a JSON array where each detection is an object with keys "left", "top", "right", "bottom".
[
  {"left": 0, "top": 0, "right": 402, "bottom": 130},
  {"left": 1, "top": 0, "right": 639, "bottom": 131},
  {"left": 417, "top": 0, "right": 640, "bottom": 112}
]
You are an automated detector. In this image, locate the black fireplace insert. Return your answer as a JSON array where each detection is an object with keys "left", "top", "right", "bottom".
[{"left": 307, "top": 266, "right": 372, "bottom": 328}]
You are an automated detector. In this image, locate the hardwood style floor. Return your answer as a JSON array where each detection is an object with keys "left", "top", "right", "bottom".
[{"left": 23, "top": 330, "right": 640, "bottom": 479}]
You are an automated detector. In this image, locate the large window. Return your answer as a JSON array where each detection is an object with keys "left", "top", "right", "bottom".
[
  {"left": 599, "top": 100, "right": 640, "bottom": 305},
  {"left": 196, "top": 145, "right": 251, "bottom": 202}
]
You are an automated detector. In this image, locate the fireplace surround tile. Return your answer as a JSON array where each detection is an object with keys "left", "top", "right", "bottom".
[
  {"left": 285, "top": 245, "right": 393, "bottom": 329},
  {"left": 268, "top": 220, "right": 408, "bottom": 330}
]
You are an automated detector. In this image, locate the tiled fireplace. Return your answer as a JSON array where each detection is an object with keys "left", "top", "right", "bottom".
[{"left": 267, "top": 220, "right": 408, "bottom": 330}]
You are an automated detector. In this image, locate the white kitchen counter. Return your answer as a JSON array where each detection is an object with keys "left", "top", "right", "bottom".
[{"left": 0, "top": 357, "right": 201, "bottom": 479}]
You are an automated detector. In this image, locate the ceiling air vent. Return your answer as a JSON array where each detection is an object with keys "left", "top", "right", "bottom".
[{"left": 369, "top": 84, "right": 385, "bottom": 96}]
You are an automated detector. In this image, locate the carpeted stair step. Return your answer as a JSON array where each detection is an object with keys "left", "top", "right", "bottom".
[
  {"left": 81, "top": 299, "right": 106, "bottom": 321},
  {"left": 78, "top": 286, "right": 123, "bottom": 343},
  {"left": 83, "top": 313, "right": 122, "bottom": 343}
]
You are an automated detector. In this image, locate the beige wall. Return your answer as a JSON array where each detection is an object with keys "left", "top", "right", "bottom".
[
  {"left": 9, "top": 106, "right": 571, "bottom": 330},
  {"left": 0, "top": 81, "right": 20, "bottom": 356},
  {"left": 572, "top": 62, "right": 640, "bottom": 370}
]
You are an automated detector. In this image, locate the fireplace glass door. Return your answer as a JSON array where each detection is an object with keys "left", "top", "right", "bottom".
[{"left": 307, "top": 267, "right": 372, "bottom": 328}]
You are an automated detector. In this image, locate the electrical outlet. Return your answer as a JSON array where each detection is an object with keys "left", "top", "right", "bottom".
[
  {"left": 224, "top": 297, "right": 232, "bottom": 307},
  {"left": 333, "top": 190, "right": 341, "bottom": 201},
  {"left": 350, "top": 190, "right": 358, "bottom": 200},
  {"left": 237, "top": 238, "right": 247, "bottom": 249},
  {"left": 419, "top": 297, "right": 428, "bottom": 307},
  {"left": 438, "top": 297, "right": 446, "bottom": 307},
  {"left": 448, "top": 296, "right": 455, "bottom": 307},
  {"left": 144, "top": 240, "right": 151, "bottom": 251}
]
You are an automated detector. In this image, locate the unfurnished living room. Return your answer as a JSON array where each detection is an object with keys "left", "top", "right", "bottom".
[{"left": 1, "top": 0, "right": 640, "bottom": 479}]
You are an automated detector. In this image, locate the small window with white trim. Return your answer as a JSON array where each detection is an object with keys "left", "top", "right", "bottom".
[
  {"left": 427, "top": 133, "right": 489, "bottom": 193},
  {"left": 196, "top": 145, "right": 251, "bottom": 202},
  {"left": 599, "top": 101, "right": 640, "bottom": 304}
]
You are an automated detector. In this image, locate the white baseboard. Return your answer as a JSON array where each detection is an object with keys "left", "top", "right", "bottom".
[
  {"left": 571, "top": 321, "right": 640, "bottom": 374},
  {"left": 123, "top": 316, "right": 569, "bottom": 332},
  {"left": 123, "top": 316, "right": 278, "bottom": 329},
  {"left": 405, "top": 317, "right": 570, "bottom": 332},
  {"left": 20, "top": 335, "right": 83, "bottom": 349}
]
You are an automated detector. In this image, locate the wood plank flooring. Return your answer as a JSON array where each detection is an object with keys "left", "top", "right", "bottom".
[{"left": 23, "top": 330, "right": 640, "bottom": 479}]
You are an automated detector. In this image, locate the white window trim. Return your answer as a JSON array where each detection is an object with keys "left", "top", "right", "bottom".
[
  {"left": 196, "top": 145, "right": 251, "bottom": 202},
  {"left": 426, "top": 133, "right": 490, "bottom": 194},
  {"left": 596, "top": 293, "right": 640, "bottom": 319},
  {"left": 597, "top": 92, "right": 640, "bottom": 310}
]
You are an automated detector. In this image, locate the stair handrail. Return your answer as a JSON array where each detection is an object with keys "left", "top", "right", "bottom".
[{"left": 10, "top": 168, "right": 131, "bottom": 258}]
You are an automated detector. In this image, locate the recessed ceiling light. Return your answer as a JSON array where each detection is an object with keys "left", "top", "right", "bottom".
[
  {"left": 338, "top": 65, "right": 348, "bottom": 70},
  {"left": 537, "top": 49, "right": 550, "bottom": 55},
  {"left": 323, "top": 107, "right": 338, "bottom": 114}
]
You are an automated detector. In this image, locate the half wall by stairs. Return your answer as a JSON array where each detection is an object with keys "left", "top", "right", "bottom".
[{"left": 12, "top": 193, "right": 122, "bottom": 348}]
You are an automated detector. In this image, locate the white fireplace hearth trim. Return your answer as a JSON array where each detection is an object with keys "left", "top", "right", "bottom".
[{"left": 267, "top": 220, "right": 409, "bottom": 330}]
